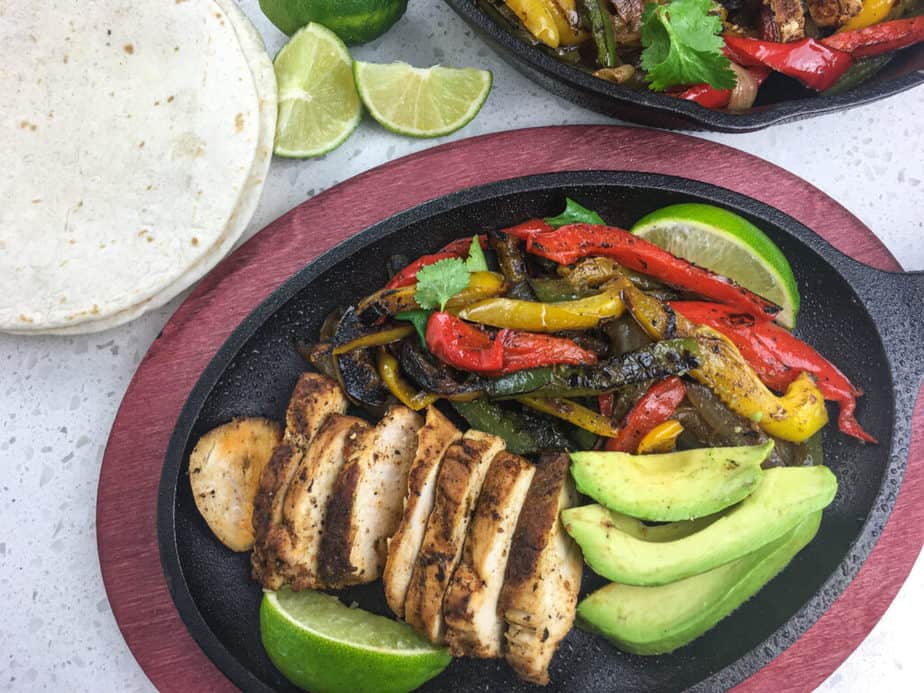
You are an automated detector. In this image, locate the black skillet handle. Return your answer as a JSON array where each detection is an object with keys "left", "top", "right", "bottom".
[{"left": 841, "top": 262, "right": 924, "bottom": 394}]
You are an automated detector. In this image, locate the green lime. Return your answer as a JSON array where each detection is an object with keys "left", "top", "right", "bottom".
[
  {"left": 259, "top": 0, "right": 408, "bottom": 44},
  {"left": 353, "top": 61, "right": 492, "bottom": 138},
  {"left": 260, "top": 589, "right": 451, "bottom": 693},
  {"left": 631, "top": 203, "right": 800, "bottom": 328},
  {"left": 272, "top": 23, "right": 361, "bottom": 158}
]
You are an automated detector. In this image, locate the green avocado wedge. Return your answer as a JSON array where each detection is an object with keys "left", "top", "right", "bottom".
[
  {"left": 570, "top": 441, "right": 772, "bottom": 522},
  {"left": 576, "top": 511, "right": 822, "bottom": 655},
  {"left": 561, "top": 465, "right": 837, "bottom": 586}
]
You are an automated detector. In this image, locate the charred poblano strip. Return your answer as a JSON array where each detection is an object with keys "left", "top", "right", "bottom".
[{"left": 484, "top": 338, "right": 700, "bottom": 399}]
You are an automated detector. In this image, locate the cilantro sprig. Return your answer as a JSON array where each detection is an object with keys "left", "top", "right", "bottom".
[
  {"left": 413, "top": 258, "right": 470, "bottom": 311},
  {"left": 640, "top": 0, "right": 735, "bottom": 92},
  {"left": 413, "top": 236, "right": 488, "bottom": 311}
]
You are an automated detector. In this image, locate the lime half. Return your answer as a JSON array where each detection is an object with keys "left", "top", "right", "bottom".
[
  {"left": 259, "top": 0, "right": 408, "bottom": 44},
  {"left": 260, "top": 589, "right": 451, "bottom": 693},
  {"left": 631, "top": 203, "right": 800, "bottom": 328},
  {"left": 353, "top": 61, "right": 492, "bottom": 138},
  {"left": 272, "top": 23, "right": 361, "bottom": 158}
]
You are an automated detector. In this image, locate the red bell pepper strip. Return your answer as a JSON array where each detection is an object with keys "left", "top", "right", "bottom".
[
  {"left": 723, "top": 36, "right": 853, "bottom": 91},
  {"left": 426, "top": 311, "right": 503, "bottom": 373},
  {"left": 385, "top": 236, "right": 488, "bottom": 289},
  {"left": 439, "top": 234, "right": 488, "bottom": 255},
  {"left": 670, "top": 301, "right": 875, "bottom": 443},
  {"left": 503, "top": 218, "right": 555, "bottom": 240},
  {"left": 675, "top": 65, "right": 771, "bottom": 109},
  {"left": 822, "top": 17, "right": 924, "bottom": 58},
  {"left": 605, "top": 376, "right": 686, "bottom": 452},
  {"left": 521, "top": 223, "right": 781, "bottom": 319},
  {"left": 496, "top": 329, "right": 598, "bottom": 374},
  {"left": 676, "top": 83, "right": 732, "bottom": 109},
  {"left": 598, "top": 392, "right": 615, "bottom": 418},
  {"left": 425, "top": 312, "right": 597, "bottom": 375}
]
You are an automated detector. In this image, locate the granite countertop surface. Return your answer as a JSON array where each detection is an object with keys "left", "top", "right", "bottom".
[{"left": 0, "top": 0, "right": 921, "bottom": 690}]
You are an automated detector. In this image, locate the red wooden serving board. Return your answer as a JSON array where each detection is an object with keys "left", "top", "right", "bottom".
[{"left": 97, "top": 126, "right": 923, "bottom": 692}]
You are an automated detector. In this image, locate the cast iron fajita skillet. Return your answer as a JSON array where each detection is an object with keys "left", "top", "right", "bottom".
[
  {"left": 158, "top": 172, "right": 924, "bottom": 692},
  {"left": 444, "top": 0, "right": 924, "bottom": 132}
]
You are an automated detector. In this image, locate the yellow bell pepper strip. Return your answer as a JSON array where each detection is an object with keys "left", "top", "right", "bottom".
[
  {"left": 636, "top": 420, "right": 685, "bottom": 454},
  {"left": 840, "top": 0, "right": 895, "bottom": 32},
  {"left": 517, "top": 395, "right": 621, "bottom": 437},
  {"left": 332, "top": 324, "right": 414, "bottom": 355},
  {"left": 357, "top": 271, "right": 506, "bottom": 323},
  {"left": 457, "top": 285, "right": 625, "bottom": 332},
  {"left": 377, "top": 349, "right": 438, "bottom": 411},
  {"left": 504, "top": 0, "right": 561, "bottom": 46},
  {"left": 552, "top": 0, "right": 589, "bottom": 45},
  {"left": 620, "top": 282, "right": 828, "bottom": 443}
]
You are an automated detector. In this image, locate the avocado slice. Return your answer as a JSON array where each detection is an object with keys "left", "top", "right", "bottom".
[
  {"left": 576, "top": 510, "right": 822, "bottom": 655},
  {"left": 561, "top": 465, "right": 837, "bottom": 585},
  {"left": 570, "top": 441, "right": 773, "bottom": 522}
]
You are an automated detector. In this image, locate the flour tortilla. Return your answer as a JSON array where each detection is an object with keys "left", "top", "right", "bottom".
[
  {"left": 0, "top": 0, "right": 262, "bottom": 332},
  {"left": 18, "top": 0, "right": 278, "bottom": 335}
]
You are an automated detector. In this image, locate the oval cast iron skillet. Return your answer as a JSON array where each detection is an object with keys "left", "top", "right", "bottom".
[
  {"left": 158, "top": 172, "right": 924, "bottom": 692},
  {"left": 444, "top": 0, "right": 924, "bottom": 132}
]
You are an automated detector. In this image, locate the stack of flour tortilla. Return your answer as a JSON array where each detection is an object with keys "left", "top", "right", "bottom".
[{"left": 0, "top": 0, "right": 277, "bottom": 334}]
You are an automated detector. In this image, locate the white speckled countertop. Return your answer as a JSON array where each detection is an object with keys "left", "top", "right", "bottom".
[{"left": 0, "top": 1, "right": 921, "bottom": 691}]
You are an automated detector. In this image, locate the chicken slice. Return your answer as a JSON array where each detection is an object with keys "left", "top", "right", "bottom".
[
  {"left": 251, "top": 373, "right": 347, "bottom": 587},
  {"left": 807, "top": 0, "right": 863, "bottom": 27},
  {"left": 188, "top": 417, "right": 282, "bottom": 552},
  {"left": 443, "top": 452, "right": 535, "bottom": 659},
  {"left": 760, "top": 0, "right": 805, "bottom": 42},
  {"left": 262, "top": 415, "right": 370, "bottom": 590},
  {"left": 383, "top": 406, "right": 462, "bottom": 618},
  {"left": 499, "top": 453, "right": 582, "bottom": 686},
  {"left": 318, "top": 405, "right": 423, "bottom": 588},
  {"left": 403, "top": 430, "right": 506, "bottom": 644}
]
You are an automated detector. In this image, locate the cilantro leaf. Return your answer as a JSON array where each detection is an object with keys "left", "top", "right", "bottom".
[
  {"left": 395, "top": 309, "right": 431, "bottom": 347},
  {"left": 640, "top": 0, "right": 736, "bottom": 92},
  {"left": 414, "top": 258, "right": 470, "bottom": 311},
  {"left": 544, "top": 198, "right": 605, "bottom": 228},
  {"left": 465, "top": 236, "right": 488, "bottom": 272}
]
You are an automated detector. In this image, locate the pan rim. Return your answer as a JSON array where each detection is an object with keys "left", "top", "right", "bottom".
[{"left": 158, "top": 170, "right": 908, "bottom": 692}]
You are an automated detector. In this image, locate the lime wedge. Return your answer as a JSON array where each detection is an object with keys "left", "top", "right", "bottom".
[
  {"left": 631, "top": 203, "right": 800, "bottom": 328},
  {"left": 272, "top": 23, "right": 361, "bottom": 158},
  {"left": 260, "top": 589, "right": 451, "bottom": 693},
  {"left": 353, "top": 61, "right": 492, "bottom": 138}
]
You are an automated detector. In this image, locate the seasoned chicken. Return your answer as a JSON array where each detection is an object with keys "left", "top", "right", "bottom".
[
  {"left": 499, "top": 453, "right": 582, "bottom": 686},
  {"left": 318, "top": 405, "right": 423, "bottom": 588},
  {"left": 807, "top": 0, "right": 863, "bottom": 27},
  {"left": 188, "top": 417, "right": 282, "bottom": 552},
  {"left": 263, "top": 415, "right": 370, "bottom": 590},
  {"left": 251, "top": 373, "right": 347, "bottom": 587},
  {"left": 760, "top": 0, "right": 805, "bottom": 42},
  {"left": 383, "top": 406, "right": 461, "bottom": 617},
  {"left": 403, "top": 430, "right": 506, "bottom": 644},
  {"left": 443, "top": 452, "right": 535, "bottom": 659}
]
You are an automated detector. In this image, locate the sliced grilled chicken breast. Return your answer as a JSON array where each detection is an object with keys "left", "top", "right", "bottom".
[
  {"left": 404, "top": 430, "right": 506, "bottom": 644},
  {"left": 384, "top": 406, "right": 461, "bottom": 618},
  {"left": 188, "top": 417, "right": 282, "bottom": 552},
  {"left": 499, "top": 453, "right": 582, "bottom": 686},
  {"left": 443, "top": 452, "right": 535, "bottom": 658},
  {"left": 262, "top": 415, "right": 370, "bottom": 590},
  {"left": 251, "top": 373, "right": 347, "bottom": 587},
  {"left": 319, "top": 405, "right": 423, "bottom": 588}
]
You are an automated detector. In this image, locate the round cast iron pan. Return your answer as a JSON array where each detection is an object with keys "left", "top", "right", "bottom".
[
  {"left": 444, "top": 0, "right": 924, "bottom": 132},
  {"left": 158, "top": 171, "right": 924, "bottom": 692}
]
